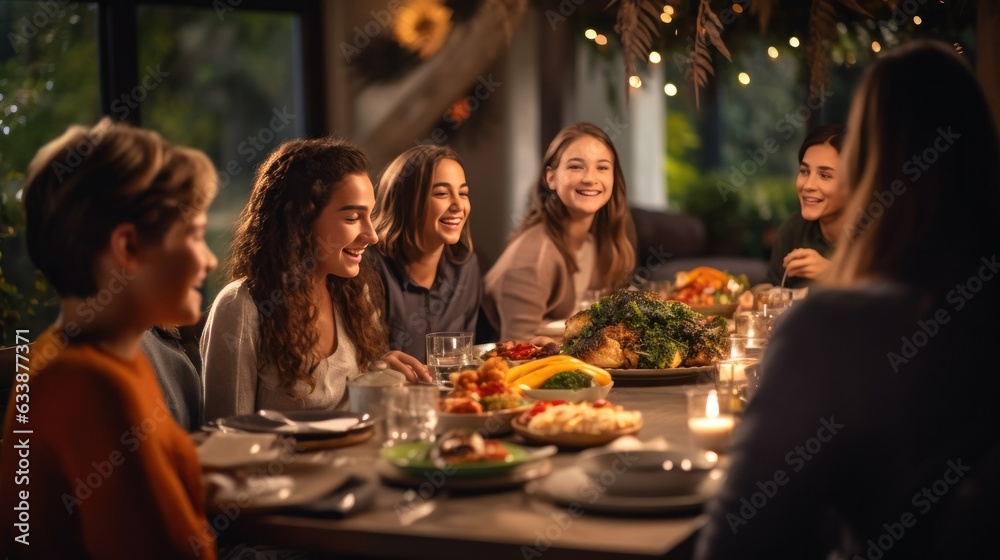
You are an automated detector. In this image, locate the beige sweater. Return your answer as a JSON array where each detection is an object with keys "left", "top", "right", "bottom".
[
  {"left": 483, "top": 224, "right": 595, "bottom": 341},
  {"left": 200, "top": 279, "right": 360, "bottom": 420}
]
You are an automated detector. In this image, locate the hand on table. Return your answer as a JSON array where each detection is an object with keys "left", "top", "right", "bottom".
[
  {"left": 782, "top": 248, "right": 830, "bottom": 281},
  {"left": 382, "top": 350, "right": 432, "bottom": 384}
]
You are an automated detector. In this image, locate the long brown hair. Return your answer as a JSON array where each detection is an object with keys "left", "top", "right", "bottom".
[
  {"left": 373, "top": 144, "right": 473, "bottom": 265},
  {"left": 516, "top": 123, "right": 635, "bottom": 288},
  {"left": 827, "top": 41, "right": 1000, "bottom": 294},
  {"left": 229, "top": 137, "right": 387, "bottom": 396}
]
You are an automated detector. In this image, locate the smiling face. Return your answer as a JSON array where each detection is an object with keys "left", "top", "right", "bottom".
[
  {"left": 136, "top": 209, "right": 218, "bottom": 326},
  {"left": 797, "top": 143, "right": 844, "bottom": 222},
  {"left": 417, "top": 158, "right": 470, "bottom": 253},
  {"left": 546, "top": 135, "right": 615, "bottom": 220},
  {"left": 312, "top": 173, "right": 378, "bottom": 278}
]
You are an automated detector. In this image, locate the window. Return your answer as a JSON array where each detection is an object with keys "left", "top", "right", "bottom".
[{"left": 0, "top": 1, "right": 322, "bottom": 341}]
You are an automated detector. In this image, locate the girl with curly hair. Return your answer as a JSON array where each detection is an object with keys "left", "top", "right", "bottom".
[
  {"left": 482, "top": 122, "right": 635, "bottom": 341},
  {"left": 201, "top": 137, "right": 429, "bottom": 420},
  {"left": 370, "top": 145, "right": 481, "bottom": 362}
]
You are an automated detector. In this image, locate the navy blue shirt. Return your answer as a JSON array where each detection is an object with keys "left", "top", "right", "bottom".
[{"left": 371, "top": 250, "right": 482, "bottom": 362}]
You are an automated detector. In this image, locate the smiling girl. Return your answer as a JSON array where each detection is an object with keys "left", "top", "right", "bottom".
[
  {"left": 483, "top": 123, "right": 635, "bottom": 341},
  {"left": 370, "top": 145, "right": 481, "bottom": 362},
  {"left": 767, "top": 125, "right": 846, "bottom": 288},
  {"left": 0, "top": 119, "right": 218, "bottom": 558},
  {"left": 201, "top": 138, "right": 429, "bottom": 420}
]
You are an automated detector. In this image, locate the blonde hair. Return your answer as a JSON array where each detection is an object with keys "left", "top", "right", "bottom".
[
  {"left": 826, "top": 41, "right": 1000, "bottom": 294},
  {"left": 23, "top": 117, "right": 216, "bottom": 297}
]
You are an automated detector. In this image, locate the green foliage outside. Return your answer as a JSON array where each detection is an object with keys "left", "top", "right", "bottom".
[{"left": 0, "top": 3, "right": 302, "bottom": 342}]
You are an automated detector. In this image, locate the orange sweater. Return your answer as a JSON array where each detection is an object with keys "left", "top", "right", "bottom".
[{"left": 1, "top": 329, "right": 216, "bottom": 559}]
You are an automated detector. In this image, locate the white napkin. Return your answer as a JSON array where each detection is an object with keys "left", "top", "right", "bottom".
[{"left": 273, "top": 417, "right": 360, "bottom": 433}]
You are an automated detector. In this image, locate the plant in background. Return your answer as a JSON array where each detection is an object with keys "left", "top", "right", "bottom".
[{"left": 0, "top": 177, "right": 55, "bottom": 345}]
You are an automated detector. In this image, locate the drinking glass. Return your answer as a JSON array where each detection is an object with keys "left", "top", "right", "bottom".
[
  {"left": 384, "top": 385, "right": 439, "bottom": 447},
  {"left": 716, "top": 357, "right": 760, "bottom": 414},
  {"left": 727, "top": 334, "right": 767, "bottom": 360},
  {"left": 426, "top": 332, "right": 475, "bottom": 386},
  {"left": 734, "top": 311, "right": 770, "bottom": 339},
  {"left": 756, "top": 287, "right": 794, "bottom": 315}
]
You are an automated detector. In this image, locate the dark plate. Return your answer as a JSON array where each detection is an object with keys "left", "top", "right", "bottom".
[{"left": 217, "top": 410, "right": 374, "bottom": 441}]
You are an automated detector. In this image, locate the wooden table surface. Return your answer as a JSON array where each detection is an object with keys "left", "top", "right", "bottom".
[{"left": 217, "top": 378, "right": 716, "bottom": 560}]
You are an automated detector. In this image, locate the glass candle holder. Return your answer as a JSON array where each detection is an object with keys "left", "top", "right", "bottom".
[
  {"left": 716, "top": 358, "right": 760, "bottom": 414},
  {"left": 728, "top": 335, "right": 767, "bottom": 360},
  {"left": 686, "top": 387, "right": 736, "bottom": 452}
]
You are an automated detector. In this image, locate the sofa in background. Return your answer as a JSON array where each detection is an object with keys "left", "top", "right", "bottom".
[{"left": 630, "top": 207, "right": 769, "bottom": 286}]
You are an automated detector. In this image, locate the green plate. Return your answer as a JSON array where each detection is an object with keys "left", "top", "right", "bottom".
[{"left": 380, "top": 441, "right": 533, "bottom": 478}]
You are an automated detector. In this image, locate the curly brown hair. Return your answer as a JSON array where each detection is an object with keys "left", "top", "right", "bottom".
[
  {"left": 517, "top": 122, "right": 635, "bottom": 288},
  {"left": 228, "top": 137, "right": 387, "bottom": 397},
  {"left": 373, "top": 144, "right": 473, "bottom": 266}
]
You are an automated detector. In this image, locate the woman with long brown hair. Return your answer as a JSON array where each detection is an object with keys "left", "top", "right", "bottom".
[
  {"left": 483, "top": 123, "right": 635, "bottom": 341},
  {"left": 697, "top": 41, "right": 1000, "bottom": 559},
  {"left": 371, "top": 145, "right": 481, "bottom": 362},
  {"left": 201, "top": 137, "right": 429, "bottom": 420}
]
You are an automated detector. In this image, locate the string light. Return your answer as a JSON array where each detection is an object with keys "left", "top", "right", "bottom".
[
  {"left": 767, "top": 46, "right": 779, "bottom": 59},
  {"left": 913, "top": 16, "right": 922, "bottom": 25},
  {"left": 664, "top": 5, "right": 674, "bottom": 15},
  {"left": 629, "top": 75, "right": 642, "bottom": 88},
  {"left": 595, "top": 34, "right": 608, "bottom": 46},
  {"left": 954, "top": 42, "right": 965, "bottom": 54},
  {"left": 661, "top": 13, "right": 673, "bottom": 23},
  {"left": 789, "top": 36, "right": 800, "bottom": 48},
  {"left": 732, "top": 3, "right": 743, "bottom": 13},
  {"left": 585, "top": 29, "right": 597, "bottom": 40},
  {"left": 738, "top": 72, "right": 750, "bottom": 85},
  {"left": 664, "top": 83, "right": 678, "bottom": 96},
  {"left": 649, "top": 51, "right": 662, "bottom": 63},
  {"left": 871, "top": 41, "right": 881, "bottom": 53}
]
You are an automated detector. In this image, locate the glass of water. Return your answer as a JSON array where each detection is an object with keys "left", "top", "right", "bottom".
[
  {"left": 384, "top": 385, "right": 439, "bottom": 447},
  {"left": 425, "top": 331, "right": 475, "bottom": 386}
]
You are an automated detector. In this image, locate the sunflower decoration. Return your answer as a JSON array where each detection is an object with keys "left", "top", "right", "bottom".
[{"left": 392, "top": 0, "right": 454, "bottom": 59}]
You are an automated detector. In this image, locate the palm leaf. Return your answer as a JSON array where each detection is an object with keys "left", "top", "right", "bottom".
[
  {"left": 807, "top": 0, "right": 837, "bottom": 106},
  {"left": 836, "top": 0, "right": 874, "bottom": 18},
  {"left": 685, "top": 0, "right": 732, "bottom": 109},
  {"left": 608, "top": 0, "right": 662, "bottom": 100}
]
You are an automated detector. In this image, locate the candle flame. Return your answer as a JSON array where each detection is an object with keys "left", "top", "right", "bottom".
[{"left": 706, "top": 390, "right": 720, "bottom": 418}]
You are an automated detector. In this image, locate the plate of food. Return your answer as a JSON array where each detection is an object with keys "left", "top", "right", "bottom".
[
  {"left": 607, "top": 366, "right": 714, "bottom": 381},
  {"left": 476, "top": 340, "right": 561, "bottom": 363},
  {"left": 511, "top": 399, "right": 643, "bottom": 448},
  {"left": 563, "top": 290, "right": 729, "bottom": 375},
  {"left": 380, "top": 430, "right": 555, "bottom": 478},
  {"left": 437, "top": 357, "right": 528, "bottom": 435},
  {"left": 670, "top": 267, "right": 747, "bottom": 317}
]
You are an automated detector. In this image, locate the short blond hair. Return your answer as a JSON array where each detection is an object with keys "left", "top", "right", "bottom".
[{"left": 23, "top": 117, "right": 216, "bottom": 297}]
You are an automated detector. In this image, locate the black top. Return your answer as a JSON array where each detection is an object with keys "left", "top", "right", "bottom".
[
  {"left": 767, "top": 213, "right": 832, "bottom": 288},
  {"left": 695, "top": 282, "right": 1000, "bottom": 559},
  {"left": 371, "top": 250, "right": 482, "bottom": 362}
]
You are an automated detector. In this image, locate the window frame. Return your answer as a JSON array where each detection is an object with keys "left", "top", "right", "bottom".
[{"left": 95, "top": 0, "right": 325, "bottom": 137}]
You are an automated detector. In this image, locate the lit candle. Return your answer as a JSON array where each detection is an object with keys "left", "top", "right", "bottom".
[{"left": 688, "top": 390, "right": 735, "bottom": 452}]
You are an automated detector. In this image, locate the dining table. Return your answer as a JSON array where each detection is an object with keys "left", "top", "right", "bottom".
[{"left": 212, "top": 378, "right": 719, "bottom": 560}]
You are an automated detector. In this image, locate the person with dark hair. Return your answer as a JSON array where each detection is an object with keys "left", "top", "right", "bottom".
[
  {"left": 697, "top": 40, "right": 1000, "bottom": 559},
  {"left": 482, "top": 122, "right": 636, "bottom": 341},
  {"left": 767, "top": 124, "right": 846, "bottom": 288},
  {"left": 0, "top": 118, "right": 218, "bottom": 558},
  {"left": 370, "top": 145, "right": 481, "bottom": 362},
  {"left": 201, "top": 137, "right": 429, "bottom": 420}
]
